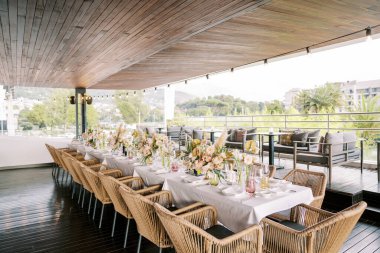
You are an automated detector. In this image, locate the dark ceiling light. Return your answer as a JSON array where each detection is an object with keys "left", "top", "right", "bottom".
[
  {"left": 185, "top": 80, "right": 188, "bottom": 84},
  {"left": 154, "top": 87, "right": 157, "bottom": 93},
  {"left": 230, "top": 68, "right": 234, "bottom": 72},
  {"left": 306, "top": 47, "right": 311, "bottom": 54},
  {"left": 69, "top": 96, "right": 75, "bottom": 104},
  {"left": 264, "top": 59, "right": 268, "bottom": 64},
  {"left": 206, "top": 74, "right": 209, "bottom": 79},
  {"left": 366, "top": 26, "right": 372, "bottom": 41}
]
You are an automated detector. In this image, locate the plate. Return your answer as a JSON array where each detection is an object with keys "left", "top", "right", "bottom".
[
  {"left": 155, "top": 169, "right": 169, "bottom": 175},
  {"left": 191, "top": 180, "right": 209, "bottom": 186},
  {"left": 221, "top": 186, "right": 244, "bottom": 196}
]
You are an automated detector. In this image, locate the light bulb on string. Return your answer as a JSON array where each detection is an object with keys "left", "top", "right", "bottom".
[
  {"left": 366, "top": 26, "right": 372, "bottom": 42},
  {"left": 154, "top": 87, "right": 157, "bottom": 93}
]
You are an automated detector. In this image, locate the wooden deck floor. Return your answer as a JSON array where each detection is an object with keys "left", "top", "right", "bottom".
[{"left": 0, "top": 167, "right": 379, "bottom": 253}]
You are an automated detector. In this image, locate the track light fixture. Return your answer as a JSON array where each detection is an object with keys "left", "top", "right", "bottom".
[{"left": 366, "top": 26, "right": 372, "bottom": 42}]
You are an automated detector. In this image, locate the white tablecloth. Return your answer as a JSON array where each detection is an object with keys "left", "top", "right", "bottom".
[{"left": 133, "top": 166, "right": 313, "bottom": 232}]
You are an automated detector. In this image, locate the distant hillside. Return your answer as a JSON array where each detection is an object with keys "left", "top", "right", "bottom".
[{"left": 175, "top": 91, "right": 195, "bottom": 104}]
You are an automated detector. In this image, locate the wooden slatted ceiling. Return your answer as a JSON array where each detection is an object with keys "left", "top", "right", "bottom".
[
  {"left": 0, "top": 0, "right": 380, "bottom": 90},
  {"left": 0, "top": 0, "right": 267, "bottom": 88},
  {"left": 93, "top": 0, "right": 380, "bottom": 90}
]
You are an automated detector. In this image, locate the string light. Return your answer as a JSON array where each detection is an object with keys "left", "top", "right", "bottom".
[
  {"left": 185, "top": 80, "right": 188, "bottom": 84},
  {"left": 206, "top": 74, "right": 209, "bottom": 80},
  {"left": 134, "top": 91, "right": 136, "bottom": 96},
  {"left": 154, "top": 87, "right": 157, "bottom": 93},
  {"left": 263, "top": 59, "right": 268, "bottom": 65},
  {"left": 230, "top": 68, "right": 234, "bottom": 73},
  {"left": 306, "top": 47, "right": 311, "bottom": 54},
  {"left": 366, "top": 26, "right": 372, "bottom": 42},
  {"left": 167, "top": 84, "right": 170, "bottom": 88}
]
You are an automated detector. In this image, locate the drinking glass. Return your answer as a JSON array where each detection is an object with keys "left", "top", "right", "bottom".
[
  {"left": 246, "top": 176, "right": 256, "bottom": 194},
  {"left": 260, "top": 164, "right": 269, "bottom": 189}
]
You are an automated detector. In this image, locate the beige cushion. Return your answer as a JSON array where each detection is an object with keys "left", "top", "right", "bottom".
[{"left": 324, "top": 132, "right": 344, "bottom": 154}]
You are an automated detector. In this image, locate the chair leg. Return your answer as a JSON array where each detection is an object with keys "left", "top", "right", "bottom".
[
  {"left": 99, "top": 203, "right": 105, "bottom": 229},
  {"left": 111, "top": 211, "right": 117, "bottom": 237},
  {"left": 137, "top": 234, "right": 142, "bottom": 253},
  {"left": 88, "top": 193, "right": 93, "bottom": 214},
  {"left": 123, "top": 219, "right": 130, "bottom": 248},
  {"left": 71, "top": 183, "right": 76, "bottom": 199},
  {"left": 61, "top": 170, "right": 65, "bottom": 184},
  {"left": 65, "top": 172, "right": 69, "bottom": 185},
  {"left": 93, "top": 199, "right": 97, "bottom": 220},
  {"left": 81, "top": 189, "right": 86, "bottom": 208},
  {"left": 56, "top": 168, "right": 60, "bottom": 182},
  {"left": 78, "top": 186, "right": 83, "bottom": 204}
]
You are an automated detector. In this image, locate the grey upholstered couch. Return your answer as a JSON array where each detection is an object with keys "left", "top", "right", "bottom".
[
  {"left": 262, "top": 129, "right": 320, "bottom": 156},
  {"left": 293, "top": 132, "right": 363, "bottom": 185}
]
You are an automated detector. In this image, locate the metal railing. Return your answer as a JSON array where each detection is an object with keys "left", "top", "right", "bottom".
[
  {"left": 172, "top": 112, "right": 380, "bottom": 133},
  {"left": 171, "top": 112, "right": 380, "bottom": 162}
]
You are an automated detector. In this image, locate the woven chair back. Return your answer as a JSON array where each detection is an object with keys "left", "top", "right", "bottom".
[
  {"left": 71, "top": 159, "right": 93, "bottom": 193},
  {"left": 155, "top": 204, "right": 262, "bottom": 253},
  {"left": 82, "top": 165, "right": 111, "bottom": 204},
  {"left": 45, "top": 144, "right": 61, "bottom": 166},
  {"left": 62, "top": 153, "right": 82, "bottom": 184},
  {"left": 119, "top": 187, "right": 171, "bottom": 248},
  {"left": 98, "top": 173, "right": 133, "bottom": 219},
  {"left": 284, "top": 169, "right": 327, "bottom": 197}
]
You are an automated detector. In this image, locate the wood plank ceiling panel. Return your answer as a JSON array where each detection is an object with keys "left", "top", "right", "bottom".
[
  {"left": 93, "top": 0, "right": 380, "bottom": 90},
  {"left": 0, "top": 0, "right": 267, "bottom": 88}
]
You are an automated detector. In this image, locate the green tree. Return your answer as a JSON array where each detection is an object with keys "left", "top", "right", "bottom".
[
  {"left": 265, "top": 100, "right": 285, "bottom": 114},
  {"left": 351, "top": 94, "right": 380, "bottom": 143},
  {"left": 296, "top": 83, "right": 342, "bottom": 113},
  {"left": 114, "top": 91, "right": 150, "bottom": 124}
]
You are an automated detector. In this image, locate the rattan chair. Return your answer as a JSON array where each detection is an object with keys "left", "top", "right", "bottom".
[
  {"left": 98, "top": 174, "right": 161, "bottom": 246},
  {"left": 283, "top": 169, "right": 327, "bottom": 208},
  {"left": 45, "top": 144, "right": 61, "bottom": 179},
  {"left": 82, "top": 164, "right": 131, "bottom": 220},
  {"left": 155, "top": 203, "right": 263, "bottom": 253},
  {"left": 71, "top": 159, "right": 100, "bottom": 209},
  {"left": 62, "top": 153, "right": 85, "bottom": 200},
  {"left": 119, "top": 187, "right": 205, "bottom": 253},
  {"left": 260, "top": 201, "right": 366, "bottom": 253}
]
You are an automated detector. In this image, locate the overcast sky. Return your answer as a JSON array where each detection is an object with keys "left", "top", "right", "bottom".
[{"left": 174, "top": 36, "right": 380, "bottom": 102}]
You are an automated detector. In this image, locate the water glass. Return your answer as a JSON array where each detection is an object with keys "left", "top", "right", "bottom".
[{"left": 246, "top": 177, "right": 256, "bottom": 194}]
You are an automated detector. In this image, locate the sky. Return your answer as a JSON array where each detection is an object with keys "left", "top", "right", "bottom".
[{"left": 173, "top": 36, "right": 380, "bottom": 102}]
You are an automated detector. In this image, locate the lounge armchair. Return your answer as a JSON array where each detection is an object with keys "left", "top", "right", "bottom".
[
  {"left": 225, "top": 128, "right": 257, "bottom": 152},
  {"left": 293, "top": 132, "right": 364, "bottom": 185}
]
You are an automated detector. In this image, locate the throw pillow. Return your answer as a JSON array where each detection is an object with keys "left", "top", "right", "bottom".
[
  {"left": 235, "top": 129, "right": 247, "bottom": 142},
  {"left": 280, "top": 133, "right": 293, "bottom": 146},
  {"left": 245, "top": 128, "right": 257, "bottom": 141},
  {"left": 307, "top": 130, "right": 320, "bottom": 143},
  {"left": 292, "top": 132, "right": 309, "bottom": 147},
  {"left": 324, "top": 132, "right": 344, "bottom": 154},
  {"left": 318, "top": 136, "right": 325, "bottom": 153},
  {"left": 227, "top": 129, "right": 236, "bottom": 142},
  {"left": 343, "top": 132, "right": 357, "bottom": 150},
  {"left": 193, "top": 130, "right": 203, "bottom": 140}
]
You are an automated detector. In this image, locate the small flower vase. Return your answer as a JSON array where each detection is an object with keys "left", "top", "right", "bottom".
[
  {"left": 238, "top": 164, "right": 246, "bottom": 191},
  {"left": 208, "top": 171, "right": 219, "bottom": 186}
]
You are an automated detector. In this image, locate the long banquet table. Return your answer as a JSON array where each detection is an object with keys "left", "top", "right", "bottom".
[{"left": 69, "top": 143, "right": 314, "bottom": 233}]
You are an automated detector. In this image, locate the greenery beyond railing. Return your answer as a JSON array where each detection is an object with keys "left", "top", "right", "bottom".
[{"left": 170, "top": 112, "right": 380, "bottom": 162}]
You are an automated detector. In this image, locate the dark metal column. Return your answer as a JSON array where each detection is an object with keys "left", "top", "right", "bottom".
[
  {"left": 377, "top": 141, "right": 380, "bottom": 182},
  {"left": 75, "top": 88, "right": 86, "bottom": 137}
]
